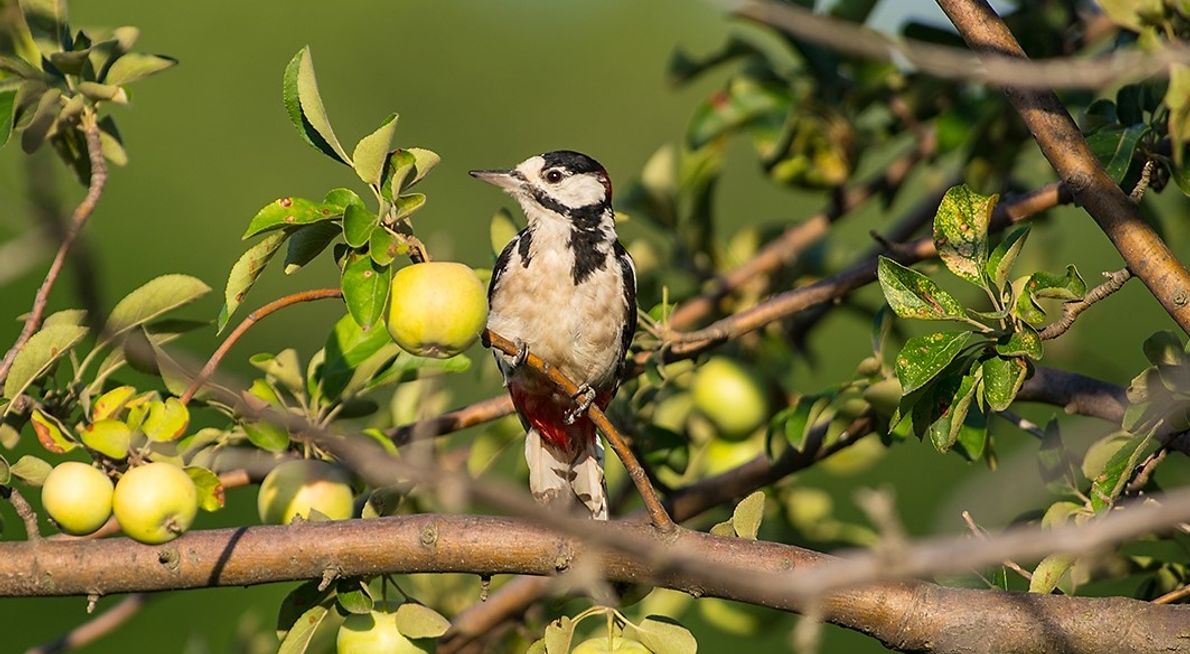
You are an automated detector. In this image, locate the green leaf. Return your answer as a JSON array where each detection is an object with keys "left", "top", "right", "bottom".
[
  {"left": 982, "top": 356, "right": 1027, "bottom": 411},
  {"left": 341, "top": 253, "right": 390, "bottom": 331},
  {"left": 142, "top": 398, "right": 189, "bottom": 442},
  {"left": 927, "top": 369, "right": 979, "bottom": 453},
  {"left": 102, "top": 52, "right": 177, "bottom": 85},
  {"left": 75, "top": 82, "right": 127, "bottom": 104},
  {"left": 393, "top": 193, "right": 426, "bottom": 221},
  {"left": 20, "top": 86, "right": 60, "bottom": 153},
  {"left": 894, "top": 331, "right": 973, "bottom": 394},
  {"left": 393, "top": 603, "right": 451, "bottom": 638},
  {"left": 10, "top": 454, "right": 52, "bottom": 486},
  {"left": 1029, "top": 553, "right": 1074, "bottom": 594},
  {"left": 1142, "top": 331, "right": 1184, "bottom": 367},
  {"left": 342, "top": 203, "right": 378, "bottom": 249},
  {"left": 277, "top": 580, "right": 333, "bottom": 640},
  {"left": 996, "top": 326, "right": 1043, "bottom": 360},
  {"left": 335, "top": 578, "right": 374, "bottom": 615},
  {"left": 282, "top": 46, "right": 350, "bottom": 165},
  {"left": 277, "top": 602, "right": 329, "bottom": 654},
  {"left": 30, "top": 408, "right": 75, "bottom": 453},
  {"left": 954, "top": 403, "right": 989, "bottom": 461},
  {"left": 933, "top": 184, "right": 997, "bottom": 287},
  {"left": 368, "top": 226, "right": 406, "bottom": 266},
  {"left": 0, "top": 90, "right": 16, "bottom": 150},
  {"left": 363, "top": 351, "right": 471, "bottom": 392},
  {"left": 242, "top": 196, "right": 339, "bottom": 240},
  {"left": 985, "top": 226, "right": 1029, "bottom": 292},
  {"left": 351, "top": 113, "right": 398, "bottom": 185},
  {"left": 217, "top": 231, "right": 288, "bottom": 332},
  {"left": 42, "top": 308, "right": 86, "bottom": 328},
  {"left": 91, "top": 385, "right": 137, "bottom": 421},
  {"left": 81, "top": 419, "right": 131, "bottom": 459},
  {"left": 1015, "top": 266, "right": 1087, "bottom": 326},
  {"left": 381, "top": 149, "right": 416, "bottom": 201},
  {"left": 0, "top": 454, "right": 9, "bottom": 485},
  {"left": 103, "top": 274, "right": 211, "bottom": 346},
  {"left": 404, "top": 148, "right": 440, "bottom": 188},
  {"left": 319, "top": 313, "right": 393, "bottom": 400},
  {"left": 185, "top": 466, "right": 225, "bottom": 511},
  {"left": 769, "top": 393, "right": 835, "bottom": 454},
  {"left": 1088, "top": 123, "right": 1147, "bottom": 182},
  {"left": 490, "top": 208, "right": 519, "bottom": 256},
  {"left": 624, "top": 615, "right": 698, "bottom": 654},
  {"left": 97, "top": 115, "right": 127, "bottom": 166},
  {"left": 283, "top": 222, "right": 340, "bottom": 275},
  {"left": 731, "top": 491, "right": 765, "bottom": 539},
  {"left": 543, "top": 617, "right": 576, "bottom": 654},
  {"left": 322, "top": 187, "right": 366, "bottom": 212},
  {"left": 3, "top": 324, "right": 88, "bottom": 403},
  {"left": 250, "top": 349, "right": 305, "bottom": 394},
  {"left": 1090, "top": 428, "right": 1154, "bottom": 511},
  {"left": 877, "top": 257, "right": 967, "bottom": 322},
  {"left": 244, "top": 421, "right": 289, "bottom": 452}
]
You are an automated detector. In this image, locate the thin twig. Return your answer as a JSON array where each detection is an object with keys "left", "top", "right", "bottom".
[
  {"left": 1126, "top": 448, "right": 1168, "bottom": 496},
  {"left": 936, "top": 0, "right": 1190, "bottom": 335},
  {"left": 995, "top": 410, "right": 1046, "bottom": 440},
  {"left": 4, "top": 487, "right": 42, "bottom": 541},
  {"left": 737, "top": 0, "right": 1190, "bottom": 90},
  {"left": 1039, "top": 268, "right": 1133, "bottom": 340},
  {"left": 179, "top": 288, "right": 344, "bottom": 405},
  {"left": 388, "top": 395, "right": 515, "bottom": 445},
  {"left": 0, "top": 111, "right": 108, "bottom": 385},
  {"left": 23, "top": 593, "right": 153, "bottom": 654},
  {"left": 666, "top": 134, "right": 935, "bottom": 330},
  {"left": 483, "top": 329, "right": 675, "bottom": 531},
  {"left": 1153, "top": 583, "right": 1190, "bottom": 605},
  {"left": 962, "top": 510, "right": 1032, "bottom": 581}
]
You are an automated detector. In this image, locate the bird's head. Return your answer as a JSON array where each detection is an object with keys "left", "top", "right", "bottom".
[{"left": 470, "top": 150, "right": 612, "bottom": 225}]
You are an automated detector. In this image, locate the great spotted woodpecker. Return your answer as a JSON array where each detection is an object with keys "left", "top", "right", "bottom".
[{"left": 471, "top": 151, "right": 636, "bottom": 520}]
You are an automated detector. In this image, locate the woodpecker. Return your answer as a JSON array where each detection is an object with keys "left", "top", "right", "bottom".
[{"left": 471, "top": 151, "right": 636, "bottom": 520}]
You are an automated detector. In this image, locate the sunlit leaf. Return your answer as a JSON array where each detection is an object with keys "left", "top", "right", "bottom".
[
  {"left": 104, "top": 274, "right": 210, "bottom": 346},
  {"left": 985, "top": 226, "right": 1029, "bottom": 292},
  {"left": 3, "top": 324, "right": 88, "bottom": 404},
  {"left": 393, "top": 603, "right": 450, "bottom": 638},
  {"left": 342, "top": 203, "right": 378, "bottom": 249},
  {"left": 217, "top": 231, "right": 288, "bottom": 332},
  {"left": 341, "top": 253, "right": 390, "bottom": 331},
  {"left": 877, "top": 257, "right": 967, "bottom": 322},
  {"left": 31, "top": 408, "right": 75, "bottom": 453},
  {"left": 185, "top": 466, "right": 225, "bottom": 511},
  {"left": 982, "top": 355, "right": 1027, "bottom": 411},
  {"left": 282, "top": 46, "right": 350, "bottom": 165},
  {"left": 351, "top": 112, "right": 398, "bottom": 185},
  {"left": 933, "top": 184, "right": 996, "bottom": 287},
  {"left": 242, "top": 196, "right": 339, "bottom": 240},
  {"left": 103, "top": 52, "right": 177, "bottom": 85},
  {"left": 80, "top": 419, "right": 131, "bottom": 459},
  {"left": 894, "top": 331, "right": 973, "bottom": 394}
]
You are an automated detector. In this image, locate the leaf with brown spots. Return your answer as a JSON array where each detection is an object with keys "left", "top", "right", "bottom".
[
  {"left": 895, "top": 331, "right": 973, "bottom": 394},
  {"left": 933, "top": 184, "right": 997, "bottom": 288},
  {"left": 242, "top": 196, "right": 341, "bottom": 239},
  {"left": 877, "top": 257, "right": 967, "bottom": 322},
  {"left": 218, "top": 231, "right": 289, "bottom": 333}
]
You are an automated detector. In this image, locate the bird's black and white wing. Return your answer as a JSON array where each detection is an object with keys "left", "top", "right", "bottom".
[{"left": 612, "top": 241, "right": 637, "bottom": 382}]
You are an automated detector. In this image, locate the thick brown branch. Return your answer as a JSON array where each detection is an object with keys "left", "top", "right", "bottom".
[
  {"left": 483, "top": 330, "right": 674, "bottom": 531},
  {"left": 179, "top": 288, "right": 344, "bottom": 405},
  {"left": 936, "top": 0, "right": 1190, "bottom": 334},
  {"left": 0, "top": 112, "right": 108, "bottom": 385},
  {"left": 3, "top": 509, "right": 1190, "bottom": 653}
]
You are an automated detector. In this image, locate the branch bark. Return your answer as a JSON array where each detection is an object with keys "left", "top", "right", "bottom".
[
  {"left": 3, "top": 510, "right": 1190, "bottom": 653},
  {"left": 935, "top": 0, "right": 1190, "bottom": 335}
]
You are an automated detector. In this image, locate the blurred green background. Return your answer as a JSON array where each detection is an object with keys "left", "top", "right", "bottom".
[{"left": 1, "top": 0, "right": 1188, "bottom": 652}]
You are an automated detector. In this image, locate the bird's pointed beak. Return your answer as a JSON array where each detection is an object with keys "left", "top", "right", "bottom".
[{"left": 469, "top": 168, "right": 522, "bottom": 191}]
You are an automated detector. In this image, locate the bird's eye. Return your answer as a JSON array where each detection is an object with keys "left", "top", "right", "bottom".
[{"left": 545, "top": 170, "right": 564, "bottom": 184}]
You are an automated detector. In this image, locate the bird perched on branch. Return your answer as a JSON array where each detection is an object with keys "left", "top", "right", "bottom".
[{"left": 471, "top": 151, "right": 636, "bottom": 520}]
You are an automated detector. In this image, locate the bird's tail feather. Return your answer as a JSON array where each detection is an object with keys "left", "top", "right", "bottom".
[{"left": 525, "top": 428, "right": 608, "bottom": 520}]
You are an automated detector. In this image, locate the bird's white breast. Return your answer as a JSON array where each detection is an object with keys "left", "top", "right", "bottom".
[{"left": 488, "top": 220, "right": 627, "bottom": 389}]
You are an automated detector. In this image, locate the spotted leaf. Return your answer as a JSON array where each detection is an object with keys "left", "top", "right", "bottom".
[
  {"left": 933, "top": 184, "right": 996, "bottom": 287},
  {"left": 895, "top": 331, "right": 973, "bottom": 394},
  {"left": 877, "top": 257, "right": 966, "bottom": 322}
]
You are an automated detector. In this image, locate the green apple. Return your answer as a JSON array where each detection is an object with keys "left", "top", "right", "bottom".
[
  {"left": 41, "top": 462, "right": 114, "bottom": 535},
  {"left": 257, "top": 459, "right": 354, "bottom": 525},
  {"left": 571, "top": 636, "right": 652, "bottom": 653},
  {"left": 112, "top": 462, "right": 197, "bottom": 544},
  {"left": 386, "top": 262, "right": 488, "bottom": 358},
  {"left": 700, "top": 437, "right": 763, "bottom": 477},
  {"left": 337, "top": 609, "right": 435, "bottom": 654},
  {"left": 691, "top": 357, "right": 769, "bottom": 439}
]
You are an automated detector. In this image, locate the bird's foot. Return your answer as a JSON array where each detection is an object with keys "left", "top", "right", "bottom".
[
  {"left": 512, "top": 340, "right": 530, "bottom": 368},
  {"left": 564, "top": 385, "right": 597, "bottom": 425}
]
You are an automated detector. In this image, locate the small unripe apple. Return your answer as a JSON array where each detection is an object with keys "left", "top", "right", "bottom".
[
  {"left": 691, "top": 357, "right": 769, "bottom": 439},
  {"left": 257, "top": 459, "right": 354, "bottom": 525},
  {"left": 386, "top": 262, "right": 488, "bottom": 358},
  {"left": 41, "top": 462, "right": 114, "bottom": 535},
  {"left": 337, "top": 607, "right": 434, "bottom": 654},
  {"left": 571, "top": 636, "right": 652, "bottom": 653},
  {"left": 112, "top": 462, "right": 197, "bottom": 544}
]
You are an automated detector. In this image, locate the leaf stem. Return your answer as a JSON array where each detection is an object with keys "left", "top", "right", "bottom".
[{"left": 180, "top": 288, "right": 343, "bottom": 406}]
